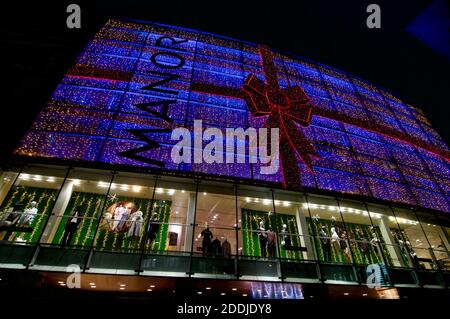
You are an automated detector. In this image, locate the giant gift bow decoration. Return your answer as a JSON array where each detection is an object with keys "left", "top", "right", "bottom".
[{"left": 242, "top": 45, "right": 319, "bottom": 189}]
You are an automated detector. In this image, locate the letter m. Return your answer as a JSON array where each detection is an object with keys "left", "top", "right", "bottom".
[{"left": 118, "top": 128, "right": 172, "bottom": 167}]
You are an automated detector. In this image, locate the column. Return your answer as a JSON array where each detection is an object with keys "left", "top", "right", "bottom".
[
  {"left": 0, "top": 171, "right": 18, "bottom": 206},
  {"left": 40, "top": 180, "right": 74, "bottom": 243},
  {"left": 296, "top": 205, "right": 314, "bottom": 260},
  {"left": 437, "top": 226, "right": 450, "bottom": 252},
  {"left": 184, "top": 192, "right": 196, "bottom": 253},
  {"left": 376, "top": 216, "right": 403, "bottom": 267}
]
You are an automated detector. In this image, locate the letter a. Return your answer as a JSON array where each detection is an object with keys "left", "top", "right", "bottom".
[
  {"left": 66, "top": 4, "right": 81, "bottom": 29},
  {"left": 366, "top": 4, "right": 381, "bottom": 29}
]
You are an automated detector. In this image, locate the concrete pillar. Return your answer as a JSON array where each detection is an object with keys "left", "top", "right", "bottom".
[
  {"left": 0, "top": 171, "right": 18, "bottom": 206},
  {"left": 184, "top": 192, "right": 196, "bottom": 253},
  {"left": 296, "top": 205, "right": 314, "bottom": 260},
  {"left": 376, "top": 216, "right": 403, "bottom": 267},
  {"left": 41, "top": 180, "right": 75, "bottom": 243}
]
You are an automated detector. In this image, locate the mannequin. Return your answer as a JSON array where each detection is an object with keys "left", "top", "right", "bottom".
[
  {"left": 200, "top": 224, "right": 213, "bottom": 257},
  {"left": 103, "top": 212, "right": 112, "bottom": 230},
  {"left": 112, "top": 203, "right": 125, "bottom": 231},
  {"left": 0, "top": 203, "right": 24, "bottom": 242},
  {"left": 116, "top": 205, "right": 130, "bottom": 232},
  {"left": 61, "top": 206, "right": 84, "bottom": 247},
  {"left": 18, "top": 201, "right": 38, "bottom": 226},
  {"left": 0, "top": 203, "right": 23, "bottom": 227},
  {"left": 211, "top": 237, "right": 222, "bottom": 257},
  {"left": 127, "top": 210, "right": 143, "bottom": 248},
  {"left": 257, "top": 220, "right": 268, "bottom": 258},
  {"left": 222, "top": 238, "right": 231, "bottom": 258},
  {"left": 319, "top": 226, "right": 331, "bottom": 262},
  {"left": 358, "top": 230, "right": 372, "bottom": 264},
  {"left": 331, "top": 227, "right": 341, "bottom": 262},
  {"left": 281, "top": 224, "right": 292, "bottom": 258},
  {"left": 340, "top": 230, "right": 351, "bottom": 263},
  {"left": 370, "top": 227, "right": 382, "bottom": 263},
  {"left": 147, "top": 212, "right": 160, "bottom": 251},
  {"left": 266, "top": 225, "right": 276, "bottom": 259}
]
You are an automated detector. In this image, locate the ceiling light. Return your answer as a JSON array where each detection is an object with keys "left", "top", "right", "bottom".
[
  {"left": 181, "top": 190, "right": 185, "bottom": 193},
  {"left": 119, "top": 287, "right": 125, "bottom": 290},
  {"left": 32, "top": 175, "right": 43, "bottom": 182},
  {"left": 132, "top": 185, "right": 141, "bottom": 192},
  {"left": 221, "top": 293, "right": 226, "bottom": 296},
  {"left": 89, "top": 282, "right": 95, "bottom": 286},
  {"left": 206, "top": 287, "right": 211, "bottom": 290},
  {"left": 19, "top": 174, "right": 30, "bottom": 180},
  {"left": 344, "top": 292, "right": 349, "bottom": 296},
  {"left": 150, "top": 285, "right": 155, "bottom": 288},
  {"left": 283, "top": 201, "right": 290, "bottom": 207},
  {"left": 245, "top": 197, "right": 251, "bottom": 202},
  {"left": 156, "top": 188, "right": 164, "bottom": 194},
  {"left": 362, "top": 293, "right": 368, "bottom": 297},
  {"left": 90, "top": 286, "right": 96, "bottom": 289},
  {"left": 242, "top": 294, "right": 247, "bottom": 297},
  {"left": 46, "top": 177, "right": 55, "bottom": 182},
  {"left": 72, "top": 179, "right": 81, "bottom": 186},
  {"left": 197, "top": 291, "right": 202, "bottom": 295},
  {"left": 147, "top": 289, "right": 152, "bottom": 292},
  {"left": 167, "top": 189, "right": 175, "bottom": 195},
  {"left": 203, "top": 192, "right": 207, "bottom": 195},
  {"left": 263, "top": 199, "right": 271, "bottom": 205},
  {"left": 120, "top": 284, "right": 126, "bottom": 287},
  {"left": 58, "top": 281, "right": 64, "bottom": 284},
  {"left": 232, "top": 288, "right": 237, "bottom": 291}
]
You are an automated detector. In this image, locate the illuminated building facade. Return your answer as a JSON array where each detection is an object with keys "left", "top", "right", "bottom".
[{"left": 0, "top": 19, "right": 449, "bottom": 300}]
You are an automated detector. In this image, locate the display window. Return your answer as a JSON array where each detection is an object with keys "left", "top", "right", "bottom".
[
  {"left": 391, "top": 208, "right": 435, "bottom": 270},
  {"left": 305, "top": 195, "right": 351, "bottom": 264},
  {"left": 0, "top": 165, "right": 67, "bottom": 244},
  {"left": 271, "top": 190, "right": 313, "bottom": 261},
  {"left": 40, "top": 168, "right": 113, "bottom": 248},
  {"left": 415, "top": 211, "right": 450, "bottom": 271}
]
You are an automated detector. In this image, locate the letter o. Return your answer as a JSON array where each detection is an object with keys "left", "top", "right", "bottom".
[{"left": 151, "top": 52, "right": 185, "bottom": 69}]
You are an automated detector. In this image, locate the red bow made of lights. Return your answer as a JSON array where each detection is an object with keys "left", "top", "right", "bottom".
[{"left": 242, "top": 45, "right": 319, "bottom": 188}]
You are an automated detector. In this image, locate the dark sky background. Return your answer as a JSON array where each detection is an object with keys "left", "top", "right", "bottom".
[{"left": 1, "top": 0, "right": 449, "bottom": 164}]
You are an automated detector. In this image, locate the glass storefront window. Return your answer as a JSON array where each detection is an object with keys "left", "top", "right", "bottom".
[
  {"left": 40, "top": 168, "right": 113, "bottom": 248},
  {"left": 0, "top": 165, "right": 67, "bottom": 245},
  {"left": 366, "top": 204, "right": 407, "bottom": 268},
  {"left": 272, "top": 190, "right": 319, "bottom": 282},
  {"left": 141, "top": 176, "right": 196, "bottom": 276},
  {"left": 392, "top": 207, "right": 435, "bottom": 270},
  {"left": 337, "top": 199, "right": 381, "bottom": 266},
  {"left": 92, "top": 172, "right": 156, "bottom": 253},
  {"left": 193, "top": 182, "right": 236, "bottom": 277},
  {"left": 305, "top": 195, "right": 349, "bottom": 264},
  {"left": 415, "top": 211, "right": 450, "bottom": 271},
  {"left": 237, "top": 186, "right": 280, "bottom": 279}
]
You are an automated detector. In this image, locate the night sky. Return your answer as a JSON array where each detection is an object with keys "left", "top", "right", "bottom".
[{"left": 1, "top": 0, "right": 449, "bottom": 164}]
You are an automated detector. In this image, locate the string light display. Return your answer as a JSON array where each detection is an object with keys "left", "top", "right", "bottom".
[{"left": 13, "top": 19, "right": 450, "bottom": 213}]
